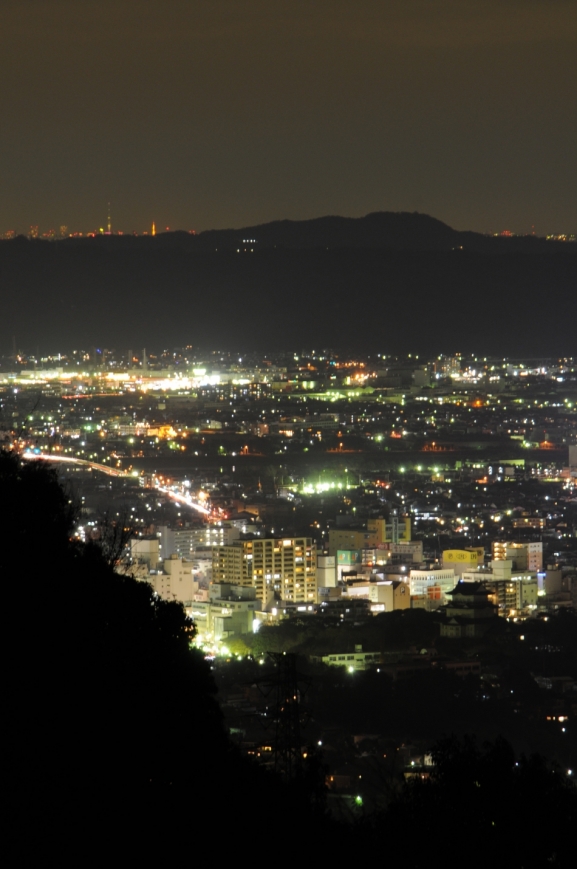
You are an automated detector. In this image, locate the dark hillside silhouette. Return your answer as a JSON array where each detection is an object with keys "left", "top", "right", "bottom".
[
  {"left": 1, "top": 232, "right": 575, "bottom": 357},
  {"left": 1, "top": 452, "right": 340, "bottom": 857},
  {"left": 1, "top": 453, "right": 227, "bottom": 798},
  {"left": 381, "top": 736, "right": 576, "bottom": 867}
]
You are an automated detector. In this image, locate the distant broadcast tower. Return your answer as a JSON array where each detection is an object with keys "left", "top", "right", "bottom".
[
  {"left": 151, "top": 222, "right": 156, "bottom": 236},
  {"left": 107, "top": 202, "right": 112, "bottom": 235}
]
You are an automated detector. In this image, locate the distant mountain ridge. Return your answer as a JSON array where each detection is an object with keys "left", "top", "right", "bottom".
[
  {"left": 195, "top": 211, "right": 467, "bottom": 252},
  {"left": 197, "top": 211, "right": 573, "bottom": 252},
  {"left": 4, "top": 211, "right": 570, "bottom": 253},
  {"left": 0, "top": 211, "right": 575, "bottom": 356}
]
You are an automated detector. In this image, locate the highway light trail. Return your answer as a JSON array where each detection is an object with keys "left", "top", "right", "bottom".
[
  {"left": 155, "top": 486, "right": 211, "bottom": 516},
  {"left": 21, "top": 452, "right": 127, "bottom": 477},
  {"left": 21, "top": 452, "right": 211, "bottom": 517}
]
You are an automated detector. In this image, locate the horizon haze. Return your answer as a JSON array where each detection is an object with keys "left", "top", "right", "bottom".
[{"left": 1, "top": 1, "right": 576, "bottom": 236}]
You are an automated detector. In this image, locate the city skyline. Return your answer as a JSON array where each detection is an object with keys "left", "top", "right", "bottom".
[
  {"left": 2, "top": 209, "right": 576, "bottom": 241},
  {"left": 3, "top": 208, "right": 577, "bottom": 244}
]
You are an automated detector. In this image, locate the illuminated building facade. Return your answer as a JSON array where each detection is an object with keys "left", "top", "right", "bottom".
[
  {"left": 492, "top": 541, "right": 543, "bottom": 572},
  {"left": 212, "top": 537, "right": 317, "bottom": 607},
  {"left": 442, "top": 548, "right": 480, "bottom": 576},
  {"left": 408, "top": 567, "right": 456, "bottom": 608},
  {"left": 186, "top": 583, "right": 258, "bottom": 643}
]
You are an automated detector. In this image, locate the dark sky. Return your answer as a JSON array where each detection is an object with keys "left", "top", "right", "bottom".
[{"left": 1, "top": 1, "right": 575, "bottom": 236}]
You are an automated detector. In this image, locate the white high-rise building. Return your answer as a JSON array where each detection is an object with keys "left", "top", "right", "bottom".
[{"left": 213, "top": 537, "right": 317, "bottom": 608}]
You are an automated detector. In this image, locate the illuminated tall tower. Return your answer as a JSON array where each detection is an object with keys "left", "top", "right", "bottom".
[
  {"left": 107, "top": 202, "right": 112, "bottom": 235},
  {"left": 151, "top": 222, "right": 156, "bottom": 236}
]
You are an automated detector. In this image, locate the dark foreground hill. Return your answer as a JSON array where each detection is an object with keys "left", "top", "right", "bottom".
[
  {"left": 1, "top": 451, "right": 332, "bottom": 856},
  {"left": 1, "top": 211, "right": 575, "bottom": 356}
]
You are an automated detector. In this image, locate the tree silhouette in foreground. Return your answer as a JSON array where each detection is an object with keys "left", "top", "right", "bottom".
[
  {"left": 2, "top": 453, "right": 336, "bottom": 857},
  {"left": 0, "top": 454, "right": 242, "bottom": 856},
  {"left": 2, "top": 453, "right": 236, "bottom": 843}
]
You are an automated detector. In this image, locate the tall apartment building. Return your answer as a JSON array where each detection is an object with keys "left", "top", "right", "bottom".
[
  {"left": 212, "top": 537, "right": 317, "bottom": 607},
  {"left": 212, "top": 544, "right": 248, "bottom": 587},
  {"left": 492, "top": 541, "right": 543, "bottom": 573}
]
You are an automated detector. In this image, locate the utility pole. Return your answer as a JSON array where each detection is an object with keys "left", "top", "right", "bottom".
[{"left": 255, "top": 652, "right": 310, "bottom": 779}]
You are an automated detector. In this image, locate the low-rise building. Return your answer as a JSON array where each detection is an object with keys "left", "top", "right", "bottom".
[
  {"left": 442, "top": 548, "right": 480, "bottom": 577},
  {"left": 328, "top": 515, "right": 411, "bottom": 556},
  {"left": 151, "top": 554, "right": 198, "bottom": 602},
  {"left": 186, "top": 582, "right": 258, "bottom": 643},
  {"left": 462, "top": 560, "right": 538, "bottom": 616},
  {"left": 342, "top": 576, "right": 411, "bottom": 613},
  {"left": 408, "top": 566, "right": 456, "bottom": 608}
]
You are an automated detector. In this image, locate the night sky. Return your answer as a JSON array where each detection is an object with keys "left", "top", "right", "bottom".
[{"left": 2, "top": 1, "right": 576, "bottom": 236}]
